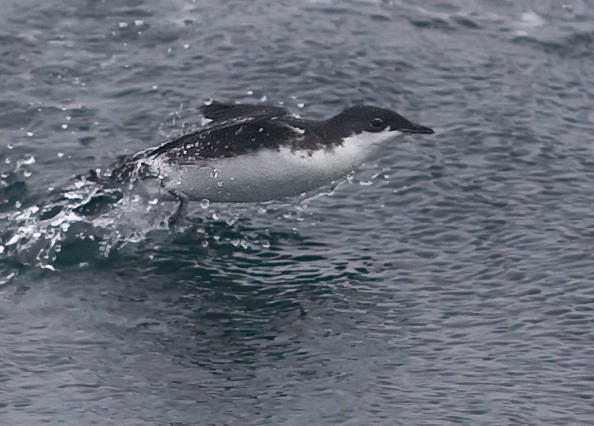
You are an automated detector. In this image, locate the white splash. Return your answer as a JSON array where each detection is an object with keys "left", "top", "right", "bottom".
[{"left": 1, "top": 180, "right": 169, "bottom": 271}]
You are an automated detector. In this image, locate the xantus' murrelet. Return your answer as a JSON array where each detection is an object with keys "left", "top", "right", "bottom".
[{"left": 90, "top": 101, "right": 434, "bottom": 223}]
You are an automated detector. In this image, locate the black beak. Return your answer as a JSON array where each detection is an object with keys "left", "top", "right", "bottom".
[{"left": 398, "top": 122, "right": 435, "bottom": 134}]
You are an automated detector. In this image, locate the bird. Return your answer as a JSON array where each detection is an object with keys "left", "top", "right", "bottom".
[{"left": 92, "top": 101, "right": 434, "bottom": 224}]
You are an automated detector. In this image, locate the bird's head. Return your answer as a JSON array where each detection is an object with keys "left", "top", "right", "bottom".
[{"left": 327, "top": 105, "right": 434, "bottom": 147}]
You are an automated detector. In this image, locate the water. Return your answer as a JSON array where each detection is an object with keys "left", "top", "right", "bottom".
[{"left": 1, "top": 0, "right": 594, "bottom": 424}]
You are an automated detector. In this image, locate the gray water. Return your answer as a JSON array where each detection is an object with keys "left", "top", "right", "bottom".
[{"left": 1, "top": 0, "right": 594, "bottom": 424}]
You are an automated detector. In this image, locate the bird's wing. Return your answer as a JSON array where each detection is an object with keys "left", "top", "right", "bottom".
[
  {"left": 147, "top": 112, "right": 303, "bottom": 165},
  {"left": 200, "top": 101, "right": 289, "bottom": 122}
]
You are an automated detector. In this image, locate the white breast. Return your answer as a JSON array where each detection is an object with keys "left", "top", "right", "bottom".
[{"left": 143, "top": 129, "right": 397, "bottom": 202}]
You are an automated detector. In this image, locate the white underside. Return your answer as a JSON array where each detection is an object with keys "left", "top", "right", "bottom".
[{"left": 139, "top": 130, "right": 399, "bottom": 202}]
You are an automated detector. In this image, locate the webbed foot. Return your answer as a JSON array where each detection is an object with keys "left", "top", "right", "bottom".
[{"left": 168, "top": 190, "right": 189, "bottom": 226}]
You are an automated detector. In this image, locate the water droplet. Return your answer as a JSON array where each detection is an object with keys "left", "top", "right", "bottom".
[
  {"left": 61, "top": 124, "right": 68, "bottom": 129},
  {"left": 21, "top": 156, "right": 35, "bottom": 165},
  {"left": 260, "top": 95, "right": 267, "bottom": 102},
  {"left": 201, "top": 240, "right": 209, "bottom": 247},
  {"left": 6, "top": 235, "right": 20, "bottom": 245},
  {"left": 118, "top": 22, "right": 128, "bottom": 28},
  {"left": 183, "top": 43, "right": 189, "bottom": 49},
  {"left": 261, "top": 240, "right": 270, "bottom": 249},
  {"left": 57, "top": 152, "right": 64, "bottom": 157},
  {"left": 297, "top": 103, "right": 305, "bottom": 108},
  {"left": 134, "top": 20, "right": 144, "bottom": 26},
  {"left": 26, "top": 131, "right": 33, "bottom": 137},
  {"left": 247, "top": 90, "right": 253, "bottom": 95},
  {"left": 200, "top": 199, "right": 210, "bottom": 209}
]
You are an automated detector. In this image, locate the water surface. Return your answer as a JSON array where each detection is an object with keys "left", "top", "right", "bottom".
[{"left": 1, "top": 0, "right": 594, "bottom": 424}]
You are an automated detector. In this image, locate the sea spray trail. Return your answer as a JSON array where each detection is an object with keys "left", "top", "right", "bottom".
[
  {"left": 0, "top": 164, "right": 341, "bottom": 281},
  {"left": 1, "top": 177, "right": 157, "bottom": 274}
]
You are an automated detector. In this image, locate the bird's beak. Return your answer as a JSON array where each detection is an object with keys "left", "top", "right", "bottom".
[{"left": 397, "top": 122, "right": 435, "bottom": 134}]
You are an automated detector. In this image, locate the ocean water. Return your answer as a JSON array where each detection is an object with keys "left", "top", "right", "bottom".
[{"left": 1, "top": 0, "right": 594, "bottom": 424}]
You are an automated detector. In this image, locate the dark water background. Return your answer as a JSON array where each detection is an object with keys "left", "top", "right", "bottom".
[{"left": 1, "top": 0, "right": 594, "bottom": 424}]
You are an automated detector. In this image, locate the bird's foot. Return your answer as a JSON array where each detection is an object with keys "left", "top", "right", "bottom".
[{"left": 167, "top": 190, "right": 189, "bottom": 226}]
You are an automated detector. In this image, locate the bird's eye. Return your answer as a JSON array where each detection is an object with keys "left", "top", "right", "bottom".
[{"left": 371, "top": 118, "right": 384, "bottom": 130}]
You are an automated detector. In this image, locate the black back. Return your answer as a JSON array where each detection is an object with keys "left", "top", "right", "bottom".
[{"left": 145, "top": 102, "right": 321, "bottom": 165}]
